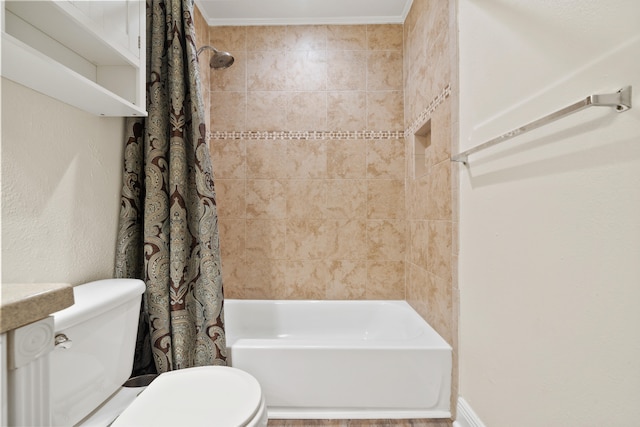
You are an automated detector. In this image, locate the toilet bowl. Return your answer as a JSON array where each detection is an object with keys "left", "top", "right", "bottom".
[
  {"left": 50, "top": 279, "right": 267, "bottom": 427},
  {"left": 112, "top": 366, "right": 267, "bottom": 427}
]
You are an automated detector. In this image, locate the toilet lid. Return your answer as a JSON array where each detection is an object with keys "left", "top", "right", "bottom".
[{"left": 112, "top": 366, "right": 264, "bottom": 427}]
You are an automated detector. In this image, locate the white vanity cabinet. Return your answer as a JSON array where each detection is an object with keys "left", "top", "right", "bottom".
[
  {"left": 1, "top": 0, "right": 146, "bottom": 117},
  {"left": 0, "top": 283, "right": 74, "bottom": 427}
]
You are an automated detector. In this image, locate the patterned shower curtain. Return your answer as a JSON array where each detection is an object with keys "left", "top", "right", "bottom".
[{"left": 114, "top": 0, "right": 226, "bottom": 374}]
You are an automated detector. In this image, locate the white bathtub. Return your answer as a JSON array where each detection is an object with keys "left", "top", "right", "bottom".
[{"left": 224, "top": 300, "right": 452, "bottom": 420}]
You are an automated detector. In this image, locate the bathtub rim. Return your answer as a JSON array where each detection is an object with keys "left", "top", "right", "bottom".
[{"left": 224, "top": 299, "right": 453, "bottom": 350}]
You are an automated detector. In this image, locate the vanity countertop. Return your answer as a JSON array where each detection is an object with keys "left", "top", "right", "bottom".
[{"left": 0, "top": 283, "right": 74, "bottom": 333}]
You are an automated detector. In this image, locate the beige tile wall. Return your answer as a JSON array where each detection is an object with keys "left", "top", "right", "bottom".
[
  {"left": 403, "top": 0, "right": 457, "bottom": 347},
  {"left": 403, "top": 0, "right": 459, "bottom": 417},
  {"left": 208, "top": 25, "right": 404, "bottom": 132},
  {"left": 205, "top": 24, "right": 407, "bottom": 300},
  {"left": 201, "top": 6, "right": 458, "bottom": 344}
]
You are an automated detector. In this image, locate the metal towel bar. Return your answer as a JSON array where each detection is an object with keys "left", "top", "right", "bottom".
[{"left": 451, "top": 86, "right": 632, "bottom": 164}]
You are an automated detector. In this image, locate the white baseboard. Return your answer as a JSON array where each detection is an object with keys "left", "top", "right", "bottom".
[{"left": 453, "top": 397, "right": 487, "bottom": 427}]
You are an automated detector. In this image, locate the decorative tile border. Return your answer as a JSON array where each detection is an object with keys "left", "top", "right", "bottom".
[
  {"left": 206, "top": 84, "right": 450, "bottom": 141},
  {"left": 405, "top": 84, "right": 451, "bottom": 138},
  {"left": 208, "top": 130, "right": 406, "bottom": 140}
]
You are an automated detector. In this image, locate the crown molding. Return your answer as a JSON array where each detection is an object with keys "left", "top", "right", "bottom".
[
  {"left": 195, "top": 0, "right": 410, "bottom": 27},
  {"left": 204, "top": 15, "right": 405, "bottom": 26},
  {"left": 401, "top": 0, "right": 414, "bottom": 23}
]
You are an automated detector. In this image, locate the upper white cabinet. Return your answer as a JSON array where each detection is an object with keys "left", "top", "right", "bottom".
[{"left": 1, "top": 0, "right": 146, "bottom": 117}]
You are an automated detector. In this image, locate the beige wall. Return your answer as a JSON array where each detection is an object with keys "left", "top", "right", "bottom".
[
  {"left": 205, "top": 24, "right": 407, "bottom": 300},
  {"left": 458, "top": 0, "right": 640, "bottom": 425},
  {"left": 1, "top": 78, "right": 125, "bottom": 284}
]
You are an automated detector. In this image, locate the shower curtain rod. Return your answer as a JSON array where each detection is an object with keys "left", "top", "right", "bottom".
[{"left": 451, "top": 85, "right": 633, "bottom": 165}]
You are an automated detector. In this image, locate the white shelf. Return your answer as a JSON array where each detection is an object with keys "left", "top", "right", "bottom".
[
  {"left": 2, "top": 32, "right": 145, "bottom": 117},
  {"left": 1, "top": 0, "right": 146, "bottom": 117}
]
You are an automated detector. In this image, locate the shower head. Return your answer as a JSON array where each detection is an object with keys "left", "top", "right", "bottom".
[{"left": 197, "top": 45, "right": 234, "bottom": 69}]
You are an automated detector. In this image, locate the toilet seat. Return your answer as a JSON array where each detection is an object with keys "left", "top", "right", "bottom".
[{"left": 111, "top": 366, "right": 267, "bottom": 427}]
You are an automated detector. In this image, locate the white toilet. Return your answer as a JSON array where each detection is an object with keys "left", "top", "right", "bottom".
[{"left": 50, "top": 279, "right": 267, "bottom": 427}]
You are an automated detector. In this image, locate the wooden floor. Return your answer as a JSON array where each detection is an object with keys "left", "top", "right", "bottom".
[{"left": 267, "top": 419, "right": 452, "bottom": 427}]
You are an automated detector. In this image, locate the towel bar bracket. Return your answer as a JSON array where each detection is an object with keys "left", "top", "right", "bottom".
[{"left": 590, "top": 86, "right": 632, "bottom": 112}]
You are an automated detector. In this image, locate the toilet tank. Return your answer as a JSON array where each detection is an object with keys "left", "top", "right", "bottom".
[{"left": 50, "top": 279, "right": 146, "bottom": 426}]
